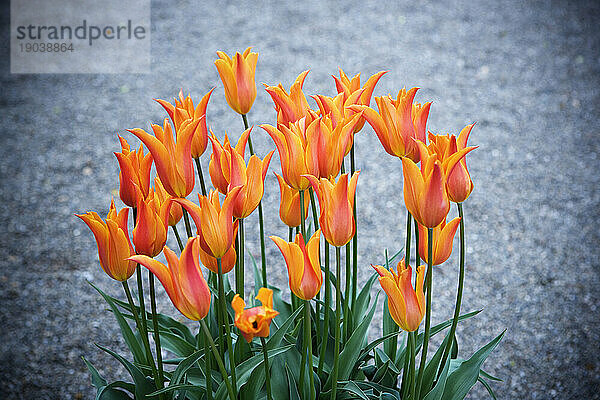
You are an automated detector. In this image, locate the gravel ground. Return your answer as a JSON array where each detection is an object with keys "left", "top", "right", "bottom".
[{"left": 1, "top": 0, "right": 599, "bottom": 398}]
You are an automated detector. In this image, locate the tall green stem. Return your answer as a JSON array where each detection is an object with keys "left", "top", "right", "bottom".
[
  {"left": 415, "top": 228, "right": 434, "bottom": 399},
  {"left": 217, "top": 258, "right": 237, "bottom": 392},
  {"left": 122, "top": 281, "right": 159, "bottom": 386},
  {"left": 148, "top": 272, "right": 165, "bottom": 393},
  {"left": 437, "top": 203, "right": 466, "bottom": 378},
  {"left": 236, "top": 218, "right": 245, "bottom": 295},
  {"left": 202, "top": 324, "right": 213, "bottom": 400},
  {"left": 299, "top": 190, "right": 307, "bottom": 239},
  {"left": 241, "top": 114, "right": 254, "bottom": 154},
  {"left": 343, "top": 240, "right": 351, "bottom": 342},
  {"left": 260, "top": 337, "right": 273, "bottom": 400},
  {"left": 182, "top": 208, "right": 193, "bottom": 238},
  {"left": 394, "top": 212, "right": 411, "bottom": 364},
  {"left": 200, "top": 319, "right": 236, "bottom": 400},
  {"left": 409, "top": 331, "right": 416, "bottom": 398},
  {"left": 305, "top": 300, "right": 315, "bottom": 400},
  {"left": 317, "top": 241, "right": 330, "bottom": 376},
  {"left": 171, "top": 225, "right": 184, "bottom": 251},
  {"left": 330, "top": 246, "right": 342, "bottom": 399},
  {"left": 350, "top": 145, "right": 358, "bottom": 308},
  {"left": 194, "top": 157, "right": 208, "bottom": 196}
]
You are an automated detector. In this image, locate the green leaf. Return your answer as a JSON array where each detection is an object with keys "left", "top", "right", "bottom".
[
  {"left": 267, "top": 304, "right": 305, "bottom": 350},
  {"left": 352, "top": 272, "right": 378, "bottom": 324},
  {"left": 382, "top": 301, "right": 398, "bottom": 361},
  {"left": 440, "top": 330, "right": 505, "bottom": 400},
  {"left": 423, "top": 355, "right": 451, "bottom": 400},
  {"left": 421, "top": 329, "right": 453, "bottom": 393},
  {"left": 156, "top": 329, "right": 197, "bottom": 358},
  {"left": 286, "top": 363, "right": 302, "bottom": 400},
  {"left": 480, "top": 369, "right": 503, "bottom": 382},
  {"left": 340, "top": 381, "right": 370, "bottom": 400},
  {"left": 477, "top": 376, "right": 498, "bottom": 400},
  {"left": 96, "top": 382, "right": 135, "bottom": 400},
  {"left": 169, "top": 349, "right": 205, "bottom": 386},
  {"left": 147, "top": 384, "right": 205, "bottom": 397},
  {"left": 95, "top": 343, "right": 155, "bottom": 399},
  {"left": 89, "top": 282, "right": 147, "bottom": 365},
  {"left": 82, "top": 356, "right": 108, "bottom": 389}
]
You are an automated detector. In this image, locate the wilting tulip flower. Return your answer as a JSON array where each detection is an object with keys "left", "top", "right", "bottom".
[
  {"left": 155, "top": 88, "right": 214, "bottom": 158},
  {"left": 76, "top": 199, "right": 136, "bottom": 281},
  {"left": 128, "top": 118, "right": 198, "bottom": 198},
  {"left": 264, "top": 70, "right": 315, "bottom": 127},
  {"left": 208, "top": 128, "right": 251, "bottom": 194},
  {"left": 427, "top": 124, "right": 477, "bottom": 203},
  {"left": 154, "top": 177, "right": 183, "bottom": 226},
  {"left": 114, "top": 136, "right": 153, "bottom": 207},
  {"left": 228, "top": 145, "right": 274, "bottom": 219},
  {"left": 275, "top": 173, "right": 309, "bottom": 228},
  {"left": 305, "top": 113, "right": 362, "bottom": 179},
  {"left": 261, "top": 119, "right": 312, "bottom": 190},
  {"left": 232, "top": 288, "right": 279, "bottom": 342},
  {"left": 130, "top": 237, "right": 211, "bottom": 321},
  {"left": 332, "top": 68, "right": 387, "bottom": 132},
  {"left": 132, "top": 188, "right": 170, "bottom": 257},
  {"left": 305, "top": 172, "right": 359, "bottom": 247},
  {"left": 352, "top": 88, "right": 431, "bottom": 162},
  {"left": 214, "top": 47, "right": 258, "bottom": 115},
  {"left": 417, "top": 217, "right": 461, "bottom": 265},
  {"left": 175, "top": 188, "right": 242, "bottom": 259},
  {"left": 373, "top": 259, "right": 425, "bottom": 332},
  {"left": 271, "top": 230, "right": 322, "bottom": 300}
]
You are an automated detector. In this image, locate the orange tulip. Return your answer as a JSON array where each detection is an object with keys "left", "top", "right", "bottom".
[
  {"left": 261, "top": 119, "right": 312, "bottom": 190},
  {"left": 154, "top": 177, "right": 183, "bottom": 226},
  {"left": 215, "top": 47, "right": 258, "bottom": 115},
  {"left": 198, "top": 235, "right": 237, "bottom": 274},
  {"left": 155, "top": 88, "right": 214, "bottom": 158},
  {"left": 352, "top": 88, "right": 431, "bottom": 162},
  {"left": 264, "top": 70, "right": 315, "bottom": 127},
  {"left": 373, "top": 259, "right": 425, "bottom": 332},
  {"left": 208, "top": 128, "right": 251, "bottom": 194},
  {"left": 332, "top": 68, "right": 387, "bottom": 132},
  {"left": 175, "top": 188, "right": 242, "bottom": 259},
  {"left": 305, "top": 172, "right": 359, "bottom": 247},
  {"left": 228, "top": 146, "right": 274, "bottom": 219},
  {"left": 427, "top": 124, "right": 477, "bottom": 203},
  {"left": 130, "top": 237, "right": 211, "bottom": 321},
  {"left": 76, "top": 199, "right": 136, "bottom": 281},
  {"left": 132, "top": 188, "right": 170, "bottom": 257},
  {"left": 114, "top": 136, "right": 153, "bottom": 207},
  {"left": 270, "top": 230, "right": 322, "bottom": 300},
  {"left": 232, "top": 288, "right": 279, "bottom": 342},
  {"left": 275, "top": 173, "right": 309, "bottom": 228},
  {"left": 417, "top": 217, "right": 461, "bottom": 265},
  {"left": 304, "top": 113, "right": 362, "bottom": 179},
  {"left": 128, "top": 118, "right": 197, "bottom": 198}
]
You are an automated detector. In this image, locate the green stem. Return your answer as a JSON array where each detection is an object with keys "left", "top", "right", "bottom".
[
  {"left": 194, "top": 157, "right": 208, "bottom": 197},
  {"left": 200, "top": 319, "right": 236, "bottom": 400},
  {"left": 217, "top": 258, "right": 237, "bottom": 393},
  {"left": 317, "top": 240, "right": 330, "bottom": 376},
  {"left": 237, "top": 218, "right": 245, "bottom": 295},
  {"left": 343, "top": 240, "right": 351, "bottom": 343},
  {"left": 122, "top": 281, "right": 159, "bottom": 386},
  {"left": 415, "top": 228, "right": 434, "bottom": 399},
  {"left": 414, "top": 219, "right": 420, "bottom": 268},
  {"left": 350, "top": 145, "right": 358, "bottom": 309},
  {"left": 400, "top": 331, "right": 410, "bottom": 397},
  {"left": 437, "top": 203, "right": 466, "bottom": 379},
  {"left": 182, "top": 208, "right": 193, "bottom": 238},
  {"left": 202, "top": 323, "right": 213, "bottom": 400},
  {"left": 299, "top": 190, "right": 307, "bottom": 239},
  {"left": 260, "top": 337, "right": 273, "bottom": 400},
  {"left": 148, "top": 272, "right": 165, "bottom": 393},
  {"left": 299, "top": 303, "right": 307, "bottom": 397},
  {"left": 241, "top": 114, "right": 254, "bottom": 155},
  {"left": 305, "top": 300, "right": 315, "bottom": 400},
  {"left": 330, "top": 246, "right": 342, "bottom": 399},
  {"left": 171, "top": 225, "right": 184, "bottom": 251},
  {"left": 258, "top": 203, "right": 268, "bottom": 288},
  {"left": 409, "top": 331, "right": 416, "bottom": 399}
]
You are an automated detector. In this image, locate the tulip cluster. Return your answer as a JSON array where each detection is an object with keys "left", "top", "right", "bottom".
[{"left": 77, "top": 47, "right": 503, "bottom": 400}]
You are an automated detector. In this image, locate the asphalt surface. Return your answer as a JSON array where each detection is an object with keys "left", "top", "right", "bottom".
[{"left": 1, "top": 0, "right": 599, "bottom": 398}]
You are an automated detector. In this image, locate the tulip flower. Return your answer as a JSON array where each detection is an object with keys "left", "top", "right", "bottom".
[
  {"left": 130, "top": 237, "right": 211, "bottom": 321},
  {"left": 155, "top": 88, "right": 214, "bottom": 158},
  {"left": 132, "top": 188, "right": 170, "bottom": 257},
  {"left": 208, "top": 128, "right": 251, "bottom": 194},
  {"left": 332, "top": 68, "right": 387, "bottom": 133},
  {"left": 264, "top": 70, "right": 315, "bottom": 127},
  {"left": 198, "top": 237, "right": 237, "bottom": 274},
  {"left": 275, "top": 173, "right": 309, "bottom": 228},
  {"left": 417, "top": 217, "right": 461, "bottom": 265},
  {"left": 232, "top": 288, "right": 279, "bottom": 342},
  {"left": 214, "top": 47, "right": 258, "bottom": 115},
  {"left": 114, "top": 136, "right": 153, "bottom": 207},
  {"left": 427, "top": 124, "right": 477, "bottom": 203},
  {"left": 128, "top": 118, "right": 198, "bottom": 198},
  {"left": 373, "top": 259, "right": 425, "bottom": 332},
  {"left": 351, "top": 88, "right": 431, "bottom": 162},
  {"left": 76, "top": 199, "right": 136, "bottom": 281},
  {"left": 304, "top": 113, "right": 362, "bottom": 179},
  {"left": 154, "top": 177, "right": 183, "bottom": 226},
  {"left": 228, "top": 146, "right": 274, "bottom": 219},
  {"left": 175, "top": 188, "right": 242, "bottom": 259},
  {"left": 261, "top": 118, "right": 312, "bottom": 190},
  {"left": 305, "top": 172, "right": 359, "bottom": 247},
  {"left": 270, "top": 230, "right": 322, "bottom": 300}
]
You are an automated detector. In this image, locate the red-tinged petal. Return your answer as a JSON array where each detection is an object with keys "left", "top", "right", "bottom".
[
  {"left": 401, "top": 158, "right": 425, "bottom": 223},
  {"left": 420, "top": 162, "right": 450, "bottom": 228},
  {"left": 434, "top": 217, "right": 460, "bottom": 265},
  {"left": 215, "top": 58, "right": 240, "bottom": 114},
  {"left": 131, "top": 252, "right": 179, "bottom": 307}
]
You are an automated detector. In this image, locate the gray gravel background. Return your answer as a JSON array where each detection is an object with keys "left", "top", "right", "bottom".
[{"left": 1, "top": 0, "right": 599, "bottom": 398}]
